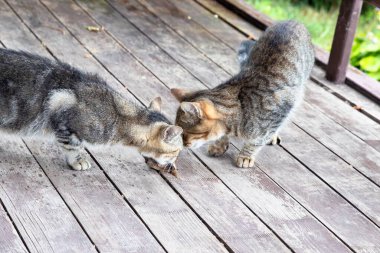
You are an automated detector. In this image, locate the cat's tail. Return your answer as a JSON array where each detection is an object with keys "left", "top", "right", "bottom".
[{"left": 237, "top": 40, "right": 256, "bottom": 69}]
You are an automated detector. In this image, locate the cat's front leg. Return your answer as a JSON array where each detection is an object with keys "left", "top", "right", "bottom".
[
  {"left": 269, "top": 133, "right": 282, "bottom": 145},
  {"left": 236, "top": 139, "right": 265, "bottom": 168},
  {"left": 208, "top": 135, "right": 229, "bottom": 157},
  {"left": 55, "top": 130, "right": 91, "bottom": 171}
]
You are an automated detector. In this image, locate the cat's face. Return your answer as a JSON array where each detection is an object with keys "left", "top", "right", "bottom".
[
  {"left": 171, "top": 89, "right": 226, "bottom": 148},
  {"left": 134, "top": 97, "right": 183, "bottom": 168},
  {"left": 139, "top": 123, "right": 183, "bottom": 167}
]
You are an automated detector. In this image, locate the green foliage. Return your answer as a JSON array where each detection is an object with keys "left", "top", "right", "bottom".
[
  {"left": 245, "top": 0, "right": 380, "bottom": 81},
  {"left": 291, "top": 0, "right": 340, "bottom": 11},
  {"left": 351, "top": 31, "right": 380, "bottom": 80}
]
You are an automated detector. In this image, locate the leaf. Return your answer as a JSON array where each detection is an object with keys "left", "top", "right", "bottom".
[
  {"left": 368, "top": 71, "right": 380, "bottom": 81},
  {"left": 85, "top": 26, "right": 102, "bottom": 32},
  {"left": 359, "top": 55, "right": 380, "bottom": 72}
]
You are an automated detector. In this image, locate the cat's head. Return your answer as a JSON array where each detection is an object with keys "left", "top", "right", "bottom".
[
  {"left": 137, "top": 97, "right": 183, "bottom": 167},
  {"left": 171, "top": 88, "right": 227, "bottom": 148}
]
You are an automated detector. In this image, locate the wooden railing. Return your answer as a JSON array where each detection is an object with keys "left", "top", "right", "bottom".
[
  {"left": 327, "top": 0, "right": 380, "bottom": 83},
  {"left": 215, "top": 0, "right": 380, "bottom": 103}
]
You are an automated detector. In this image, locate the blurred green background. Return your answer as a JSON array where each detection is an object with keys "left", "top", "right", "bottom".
[{"left": 245, "top": 0, "right": 380, "bottom": 81}]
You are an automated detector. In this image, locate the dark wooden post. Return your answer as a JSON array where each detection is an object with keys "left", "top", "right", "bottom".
[{"left": 326, "top": 0, "right": 363, "bottom": 83}]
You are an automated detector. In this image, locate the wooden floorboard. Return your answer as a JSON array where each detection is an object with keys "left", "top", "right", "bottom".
[
  {"left": 145, "top": 0, "right": 380, "bottom": 204},
  {"left": 104, "top": 0, "right": 380, "bottom": 251},
  {"left": 43, "top": 0, "right": 294, "bottom": 251},
  {"left": 75, "top": 0, "right": 376, "bottom": 250},
  {"left": 0, "top": 136, "right": 96, "bottom": 253},
  {"left": 2, "top": 0, "right": 167, "bottom": 251},
  {"left": 194, "top": 0, "right": 380, "bottom": 153},
  {"left": 45, "top": 0, "right": 355, "bottom": 251},
  {"left": 0, "top": 199, "right": 28, "bottom": 253},
  {"left": 1, "top": 0, "right": 380, "bottom": 251}
]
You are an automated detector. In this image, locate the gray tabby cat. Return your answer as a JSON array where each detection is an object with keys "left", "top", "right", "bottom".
[
  {"left": 171, "top": 20, "right": 314, "bottom": 168},
  {"left": 0, "top": 49, "right": 183, "bottom": 172}
]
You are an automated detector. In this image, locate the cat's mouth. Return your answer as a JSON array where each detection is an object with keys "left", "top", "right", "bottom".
[{"left": 143, "top": 156, "right": 178, "bottom": 177}]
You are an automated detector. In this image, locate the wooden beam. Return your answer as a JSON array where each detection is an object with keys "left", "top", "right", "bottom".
[{"left": 326, "top": 0, "right": 363, "bottom": 83}]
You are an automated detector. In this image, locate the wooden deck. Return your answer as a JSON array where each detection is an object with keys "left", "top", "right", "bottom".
[{"left": 1, "top": 0, "right": 380, "bottom": 252}]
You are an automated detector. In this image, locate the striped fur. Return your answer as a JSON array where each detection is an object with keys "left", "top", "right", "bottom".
[
  {"left": 171, "top": 21, "right": 314, "bottom": 168},
  {"left": 0, "top": 49, "right": 183, "bottom": 171}
]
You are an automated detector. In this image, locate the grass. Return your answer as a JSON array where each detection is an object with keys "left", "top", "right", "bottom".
[
  {"left": 245, "top": 0, "right": 379, "bottom": 51},
  {"left": 244, "top": 0, "right": 380, "bottom": 80}
]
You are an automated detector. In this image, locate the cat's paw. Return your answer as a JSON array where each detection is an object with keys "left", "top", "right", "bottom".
[
  {"left": 236, "top": 155, "right": 255, "bottom": 168},
  {"left": 208, "top": 142, "right": 229, "bottom": 157},
  {"left": 67, "top": 157, "right": 92, "bottom": 171},
  {"left": 269, "top": 134, "right": 282, "bottom": 145}
]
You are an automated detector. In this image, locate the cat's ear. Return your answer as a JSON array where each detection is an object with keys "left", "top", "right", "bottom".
[
  {"left": 149, "top": 97, "right": 162, "bottom": 112},
  {"left": 162, "top": 126, "right": 183, "bottom": 143},
  {"left": 171, "top": 88, "right": 188, "bottom": 102},
  {"left": 180, "top": 102, "right": 202, "bottom": 118}
]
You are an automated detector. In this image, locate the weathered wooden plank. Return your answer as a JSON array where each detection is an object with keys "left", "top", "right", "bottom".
[
  {"left": 295, "top": 99, "right": 380, "bottom": 185},
  {"left": 75, "top": 0, "right": 205, "bottom": 91},
  {"left": 311, "top": 67, "right": 380, "bottom": 122},
  {"left": 9, "top": 0, "right": 239, "bottom": 251},
  {"left": 92, "top": 146, "right": 291, "bottom": 252},
  {"left": 70, "top": 0, "right": 360, "bottom": 251},
  {"left": 165, "top": 1, "right": 380, "bottom": 181},
  {"left": 0, "top": 200, "right": 28, "bottom": 253},
  {"left": 195, "top": 0, "right": 263, "bottom": 40},
  {"left": 39, "top": 0, "right": 179, "bottom": 120},
  {"left": 305, "top": 83, "right": 380, "bottom": 152},
  {"left": 25, "top": 139, "right": 165, "bottom": 253},
  {"left": 104, "top": 1, "right": 380, "bottom": 250},
  {"left": 196, "top": 0, "right": 380, "bottom": 118},
  {"left": 0, "top": 1, "right": 47, "bottom": 56},
  {"left": 167, "top": 0, "right": 245, "bottom": 49},
  {"left": 3, "top": 0, "right": 166, "bottom": 251},
  {"left": 326, "top": 0, "right": 363, "bottom": 83},
  {"left": 215, "top": 0, "right": 380, "bottom": 103},
  {"left": 137, "top": 0, "right": 239, "bottom": 75},
  {"left": 44, "top": 0, "right": 294, "bottom": 251},
  {"left": 284, "top": 121, "right": 380, "bottom": 225},
  {"left": 191, "top": 146, "right": 351, "bottom": 253},
  {"left": 0, "top": 137, "right": 96, "bottom": 253},
  {"left": 0, "top": 24, "right": 96, "bottom": 252},
  {"left": 106, "top": 0, "right": 230, "bottom": 87}
]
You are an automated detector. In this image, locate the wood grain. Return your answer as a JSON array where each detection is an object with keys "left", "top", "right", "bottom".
[
  {"left": 138, "top": 0, "right": 239, "bottom": 75},
  {"left": 104, "top": 0, "right": 380, "bottom": 251},
  {"left": 46, "top": 0, "right": 293, "bottom": 251},
  {"left": 3, "top": 0, "right": 165, "bottom": 251},
  {"left": 193, "top": 146, "right": 351, "bottom": 253},
  {"left": 0, "top": 200, "right": 28, "bottom": 253},
  {"left": 197, "top": 0, "right": 380, "bottom": 146},
  {"left": 74, "top": 0, "right": 361, "bottom": 251},
  {"left": 91, "top": 146, "right": 290, "bottom": 252},
  {"left": 75, "top": 0, "right": 206, "bottom": 91},
  {"left": 155, "top": 0, "right": 380, "bottom": 186},
  {"left": 106, "top": 0, "right": 230, "bottom": 87},
  {"left": 0, "top": 137, "right": 96, "bottom": 253}
]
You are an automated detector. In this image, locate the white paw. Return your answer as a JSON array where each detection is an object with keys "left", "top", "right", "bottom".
[
  {"left": 270, "top": 135, "right": 282, "bottom": 145},
  {"left": 67, "top": 156, "right": 92, "bottom": 171},
  {"left": 236, "top": 155, "right": 255, "bottom": 168}
]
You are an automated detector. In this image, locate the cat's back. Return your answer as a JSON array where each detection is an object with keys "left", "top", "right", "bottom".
[
  {"left": 0, "top": 48, "right": 55, "bottom": 74},
  {"left": 249, "top": 20, "right": 314, "bottom": 81}
]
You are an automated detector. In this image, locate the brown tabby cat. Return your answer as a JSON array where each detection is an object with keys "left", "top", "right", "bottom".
[
  {"left": 0, "top": 49, "right": 182, "bottom": 173},
  {"left": 171, "top": 20, "right": 314, "bottom": 168}
]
